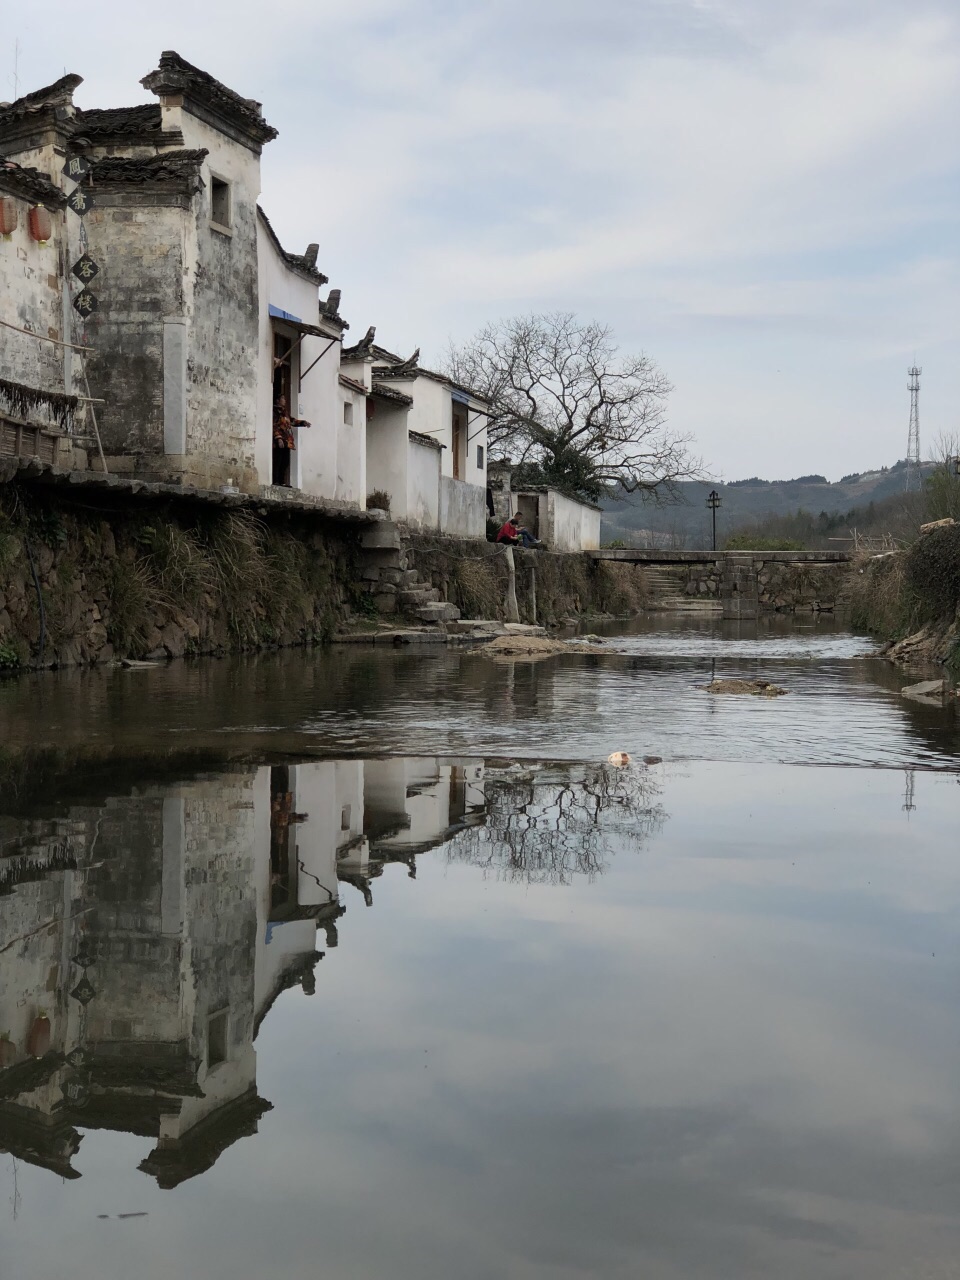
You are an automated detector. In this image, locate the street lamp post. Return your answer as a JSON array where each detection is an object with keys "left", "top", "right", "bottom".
[{"left": 706, "top": 489, "right": 721, "bottom": 551}]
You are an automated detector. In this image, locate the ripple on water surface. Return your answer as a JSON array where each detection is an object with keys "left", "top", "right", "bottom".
[{"left": 0, "top": 614, "right": 956, "bottom": 770}]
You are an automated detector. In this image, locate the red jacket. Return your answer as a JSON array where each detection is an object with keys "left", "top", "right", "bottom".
[{"left": 496, "top": 521, "right": 519, "bottom": 543}]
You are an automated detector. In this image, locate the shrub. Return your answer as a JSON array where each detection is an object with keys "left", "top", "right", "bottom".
[
  {"left": 904, "top": 524, "right": 960, "bottom": 623},
  {"left": 367, "top": 490, "right": 391, "bottom": 512}
]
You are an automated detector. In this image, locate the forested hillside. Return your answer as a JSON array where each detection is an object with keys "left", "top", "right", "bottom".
[{"left": 601, "top": 460, "right": 936, "bottom": 548}]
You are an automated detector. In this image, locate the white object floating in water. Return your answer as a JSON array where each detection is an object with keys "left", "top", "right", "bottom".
[{"left": 607, "top": 752, "right": 631, "bottom": 766}]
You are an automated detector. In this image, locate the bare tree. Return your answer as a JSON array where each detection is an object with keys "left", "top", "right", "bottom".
[
  {"left": 447, "top": 312, "right": 700, "bottom": 500},
  {"left": 446, "top": 763, "right": 667, "bottom": 886}
]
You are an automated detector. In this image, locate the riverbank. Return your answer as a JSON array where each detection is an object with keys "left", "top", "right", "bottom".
[
  {"left": 844, "top": 521, "right": 960, "bottom": 677},
  {"left": 0, "top": 479, "right": 363, "bottom": 671},
  {"left": 0, "top": 478, "right": 649, "bottom": 672}
]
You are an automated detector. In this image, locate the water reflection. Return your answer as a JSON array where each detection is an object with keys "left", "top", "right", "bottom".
[
  {"left": 0, "top": 755, "right": 671, "bottom": 1187},
  {"left": 0, "top": 756, "right": 490, "bottom": 1187},
  {"left": 0, "top": 614, "right": 955, "bottom": 768},
  {"left": 4, "top": 753, "right": 960, "bottom": 1278},
  {"left": 453, "top": 762, "right": 665, "bottom": 884}
]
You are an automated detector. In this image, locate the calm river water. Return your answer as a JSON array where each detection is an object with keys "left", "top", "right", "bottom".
[{"left": 1, "top": 614, "right": 959, "bottom": 1279}]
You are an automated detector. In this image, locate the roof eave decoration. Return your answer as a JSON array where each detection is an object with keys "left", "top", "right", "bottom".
[
  {"left": 256, "top": 206, "right": 328, "bottom": 284},
  {"left": 141, "top": 51, "right": 278, "bottom": 151},
  {"left": 374, "top": 365, "right": 490, "bottom": 406},
  {"left": 0, "top": 74, "right": 83, "bottom": 128},
  {"left": 0, "top": 157, "right": 67, "bottom": 207}
]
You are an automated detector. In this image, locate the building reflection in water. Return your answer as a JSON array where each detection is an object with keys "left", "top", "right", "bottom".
[{"left": 0, "top": 757, "right": 486, "bottom": 1187}]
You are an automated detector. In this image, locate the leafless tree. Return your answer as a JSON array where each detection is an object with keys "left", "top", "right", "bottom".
[
  {"left": 445, "top": 763, "right": 667, "bottom": 886},
  {"left": 447, "top": 312, "right": 700, "bottom": 501}
]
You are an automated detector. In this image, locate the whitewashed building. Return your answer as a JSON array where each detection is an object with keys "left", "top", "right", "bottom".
[
  {"left": 488, "top": 461, "right": 602, "bottom": 552},
  {"left": 342, "top": 335, "right": 490, "bottom": 538}
]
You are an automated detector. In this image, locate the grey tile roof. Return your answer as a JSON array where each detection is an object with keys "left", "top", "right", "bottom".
[
  {"left": 0, "top": 156, "right": 66, "bottom": 206},
  {"left": 89, "top": 148, "right": 208, "bottom": 187},
  {"left": 141, "top": 51, "right": 277, "bottom": 145}
]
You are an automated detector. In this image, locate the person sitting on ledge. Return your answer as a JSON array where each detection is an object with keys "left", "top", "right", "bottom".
[{"left": 496, "top": 514, "right": 544, "bottom": 549}]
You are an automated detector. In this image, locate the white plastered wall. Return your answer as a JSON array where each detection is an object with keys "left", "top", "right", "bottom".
[
  {"left": 406, "top": 437, "right": 441, "bottom": 530},
  {"left": 365, "top": 401, "right": 409, "bottom": 518}
]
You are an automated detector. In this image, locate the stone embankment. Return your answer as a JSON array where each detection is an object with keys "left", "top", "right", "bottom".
[
  {"left": 845, "top": 520, "right": 960, "bottom": 681},
  {"left": 662, "top": 558, "right": 844, "bottom": 614},
  {"left": 0, "top": 476, "right": 364, "bottom": 671},
  {"left": 0, "top": 485, "right": 650, "bottom": 673}
]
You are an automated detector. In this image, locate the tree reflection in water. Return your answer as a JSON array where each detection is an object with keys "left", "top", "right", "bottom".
[{"left": 447, "top": 762, "right": 667, "bottom": 885}]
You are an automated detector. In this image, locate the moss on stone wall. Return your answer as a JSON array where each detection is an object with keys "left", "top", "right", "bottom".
[
  {"left": 404, "top": 535, "right": 649, "bottom": 624},
  {"left": 0, "top": 483, "right": 360, "bottom": 670}
]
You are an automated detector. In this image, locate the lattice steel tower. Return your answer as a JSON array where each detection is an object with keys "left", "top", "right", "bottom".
[{"left": 905, "top": 365, "right": 922, "bottom": 490}]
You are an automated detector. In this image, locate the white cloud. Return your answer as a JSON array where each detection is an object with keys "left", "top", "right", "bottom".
[{"left": 9, "top": 0, "right": 959, "bottom": 476}]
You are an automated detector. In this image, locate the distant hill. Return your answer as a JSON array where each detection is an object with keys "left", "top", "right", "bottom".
[{"left": 601, "top": 460, "right": 936, "bottom": 547}]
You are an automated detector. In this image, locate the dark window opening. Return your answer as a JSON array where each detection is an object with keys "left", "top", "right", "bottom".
[
  {"left": 452, "top": 409, "right": 466, "bottom": 481},
  {"left": 207, "top": 1011, "right": 228, "bottom": 1068},
  {"left": 272, "top": 332, "right": 293, "bottom": 486},
  {"left": 269, "top": 764, "right": 305, "bottom": 921},
  {"left": 476, "top": 444, "right": 484, "bottom": 471},
  {"left": 210, "top": 176, "right": 231, "bottom": 229}
]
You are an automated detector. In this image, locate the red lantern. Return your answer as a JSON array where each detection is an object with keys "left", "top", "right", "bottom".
[
  {"left": 26, "top": 1014, "right": 51, "bottom": 1058},
  {"left": 28, "top": 205, "right": 52, "bottom": 243},
  {"left": 0, "top": 197, "right": 17, "bottom": 235}
]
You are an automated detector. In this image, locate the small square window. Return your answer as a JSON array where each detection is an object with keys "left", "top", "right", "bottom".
[
  {"left": 207, "top": 1010, "right": 228, "bottom": 1068},
  {"left": 476, "top": 445, "right": 485, "bottom": 470},
  {"left": 343, "top": 401, "right": 354, "bottom": 426},
  {"left": 210, "top": 176, "right": 231, "bottom": 230}
]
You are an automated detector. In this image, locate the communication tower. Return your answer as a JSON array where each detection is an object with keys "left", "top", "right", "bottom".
[{"left": 905, "top": 365, "right": 922, "bottom": 491}]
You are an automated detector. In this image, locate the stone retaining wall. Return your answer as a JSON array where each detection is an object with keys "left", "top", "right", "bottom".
[
  {"left": 679, "top": 558, "right": 847, "bottom": 613},
  {"left": 0, "top": 479, "right": 362, "bottom": 672}
]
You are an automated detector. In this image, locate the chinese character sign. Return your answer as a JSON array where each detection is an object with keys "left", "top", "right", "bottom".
[
  {"left": 67, "top": 187, "right": 94, "bottom": 216},
  {"left": 71, "top": 254, "right": 100, "bottom": 282},
  {"left": 72, "top": 289, "right": 99, "bottom": 316},
  {"left": 62, "top": 155, "right": 92, "bottom": 180}
]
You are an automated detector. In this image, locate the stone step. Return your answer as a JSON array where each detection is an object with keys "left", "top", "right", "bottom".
[
  {"left": 415, "top": 602, "right": 461, "bottom": 623},
  {"left": 360, "top": 523, "right": 401, "bottom": 551},
  {"left": 446, "top": 618, "right": 506, "bottom": 635},
  {"left": 398, "top": 586, "right": 440, "bottom": 606}
]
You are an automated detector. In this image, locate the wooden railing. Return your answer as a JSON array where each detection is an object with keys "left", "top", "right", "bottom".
[{"left": 0, "top": 414, "right": 68, "bottom": 467}]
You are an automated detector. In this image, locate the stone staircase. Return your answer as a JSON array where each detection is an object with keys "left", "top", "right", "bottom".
[
  {"left": 644, "top": 566, "right": 720, "bottom": 612},
  {"left": 358, "top": 522, "right": 460, "bottom": 624}
]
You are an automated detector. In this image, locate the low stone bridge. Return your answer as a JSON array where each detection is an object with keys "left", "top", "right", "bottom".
[{"left": 587, "top": 549, "right": 853, "bottom": 618}]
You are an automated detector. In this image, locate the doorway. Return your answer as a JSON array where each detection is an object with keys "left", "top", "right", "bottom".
[
  {"left": 516, "top": 493, "right": 540, "bottom": 538},
  {"left": 452, "top": 407, "right": 466, "bottom": 480},
  {"left": 272, "top": 332, "right": 293, "bottom": 487}
]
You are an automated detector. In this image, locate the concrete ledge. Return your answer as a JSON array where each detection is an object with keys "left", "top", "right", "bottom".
[
  {"left": 0, "top": 456, "right": 382, "bottom": 523},
  {"left": 587, "top": 548, "right": 852, "bottom": 565}
]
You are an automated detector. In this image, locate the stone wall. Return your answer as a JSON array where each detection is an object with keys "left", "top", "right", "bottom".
[
  {"left": 0, "top": 479, "right": 363, "bottom": 671},
  {"left": 403, "top": 534, "right": 649, "bottom": 624},
  {"left": 677, "top": 557, "right": 847, "bottom": 613},
  {"left": 84, "top": 197, "right": 187, "bottom": 456}
]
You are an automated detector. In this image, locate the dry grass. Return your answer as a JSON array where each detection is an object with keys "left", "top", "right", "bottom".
[
  {"left": 453, "top": 557, "right": 503, "bottom": 617},
  {"left": 842, "top": 549, "right": 917, "bottom": 638}
]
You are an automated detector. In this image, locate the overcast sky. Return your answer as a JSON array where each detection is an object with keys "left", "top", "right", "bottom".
[{"left": 8, "top": 0, "right": 959, "bottom": 481}]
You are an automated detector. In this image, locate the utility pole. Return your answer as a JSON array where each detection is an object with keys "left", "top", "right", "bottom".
[
  {"left": 906, "top": 365, "right": 922, "bottom": 491},
  {"left": 706, "top": 489, "right": 721, "bottom": 551}
]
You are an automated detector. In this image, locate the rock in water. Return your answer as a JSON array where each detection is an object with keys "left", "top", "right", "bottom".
[{"left": 702, "top": 678, "right": 788, "bottom": 697}]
